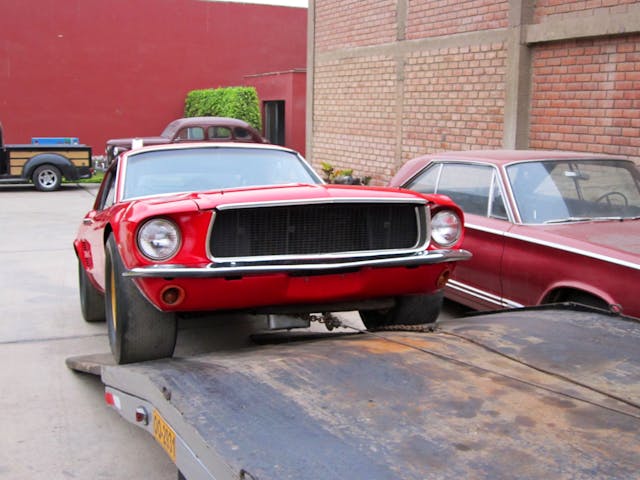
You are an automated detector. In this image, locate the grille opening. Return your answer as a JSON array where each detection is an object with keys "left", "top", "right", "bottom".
[{"left": 210, "top": 202, "right": 423, "bottom": 259}]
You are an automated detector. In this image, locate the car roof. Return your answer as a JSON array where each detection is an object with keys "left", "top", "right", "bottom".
[
  {"left": 168, "top": 117, "right": 253, "bottom": 128},
  {"left": 419, "top": 149, "right": 627, "bottom": 165},
  {"left": 419, "top": 149, "right": 628, "bottom": 166}
]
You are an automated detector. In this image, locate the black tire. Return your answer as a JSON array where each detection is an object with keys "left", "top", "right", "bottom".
[
  {"left": 564, "top": 291, "right": 609, "bottom": 311},
  {"left": 32, "top": 164, "right": 62, "bottom": 191},
  {"left": 105, "top": 235, "right": 177, "bottom": 364},
  {"left": 78, "top": 261, "right": 105, "bottom": 322},
  {"left": 359, "top": 291, "right": 444, "bottom": 330}
]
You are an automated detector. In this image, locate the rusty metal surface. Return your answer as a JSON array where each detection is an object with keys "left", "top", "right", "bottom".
[
  {"left": 438, "top": 305, "right": 640, "bottom": 409},
  {"left": 102, "top": 307, "right": 640, "bottom": 479},
  {"left": 65, "top": 353, "right": 115, "bottom": 376}
]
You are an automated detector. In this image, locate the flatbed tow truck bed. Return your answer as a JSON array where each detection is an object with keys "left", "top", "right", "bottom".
[{"left": 67, "top": 305, "right": 640, "bottom": 479}]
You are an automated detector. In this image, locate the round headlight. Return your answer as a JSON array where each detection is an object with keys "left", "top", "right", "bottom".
[
  {"left": 431, "top": 210, "right": 462, "bottom": 247},
  {"left": 137, "top": 218, "right": 181, "bottom": 261}
]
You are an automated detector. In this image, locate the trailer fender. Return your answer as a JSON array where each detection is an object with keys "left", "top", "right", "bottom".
[{"left": 23, "top": 152, "right": 79, "bottom": 181}]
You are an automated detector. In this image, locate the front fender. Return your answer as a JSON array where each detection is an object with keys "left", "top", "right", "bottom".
[{"left": 24, "top": 153, "right": 76, "bottom": 180}]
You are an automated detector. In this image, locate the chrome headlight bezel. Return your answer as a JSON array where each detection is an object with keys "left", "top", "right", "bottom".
[
  {"left": 431, "top": 210, "right": 462, "bottom": 248},
  {"left": 137, "top": 218, "right": 181, "bottom": 261}
]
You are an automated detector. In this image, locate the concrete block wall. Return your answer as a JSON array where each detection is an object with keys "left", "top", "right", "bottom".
[{"left": 308, "top": 0, "right": 640, "bottom": 184}]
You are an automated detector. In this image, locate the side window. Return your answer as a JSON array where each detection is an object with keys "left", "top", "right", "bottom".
[
  {"left": 406, "top": 164, "right": 440, "bottom": 193},
  {"left": 96, "top": 168, "right": 117, "bottom": 210},
  {"left": 208, "top": 126, "right": 232, "bottom": 139},
  {"left": 233, "top": 127, "right": 252, "bottom": 141},
  {"left": 437, "top": 163, "right": 494, "bottom": 216},
  {"left": 489, "top": 173, "right": 508, "bottom": 220},
  {"left": 175, "top": 127, "right": 205, "bottom": 141}
]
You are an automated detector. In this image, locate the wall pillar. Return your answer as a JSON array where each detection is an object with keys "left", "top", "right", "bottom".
[{"left": 503, "top": 0, "right": 534, "bottom": 149}]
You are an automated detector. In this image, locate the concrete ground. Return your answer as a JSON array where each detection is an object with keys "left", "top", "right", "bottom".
[{"left": 0, "top": 183, "right": 466, "bottom": 479}]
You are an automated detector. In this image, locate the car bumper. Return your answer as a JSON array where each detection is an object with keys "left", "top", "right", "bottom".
[
  {"left": 125, "top": 249, "right": 472, "bottom": 279},
  {"left": 126, "top": 249, "right": 472, "bottom": 312}
]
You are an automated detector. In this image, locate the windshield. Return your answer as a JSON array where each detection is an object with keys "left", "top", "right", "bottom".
[
  {"left": 506, "top": 159, "right": 640, "bottom": 223},
  {"left": 122, "top": 147, "right": 322, "bottom": 200}
]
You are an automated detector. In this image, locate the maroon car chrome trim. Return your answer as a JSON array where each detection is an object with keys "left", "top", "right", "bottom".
[
  {"left": 464, "top": 223, "right": 506, "bottom": 236},
  {"left": 123, "top": 249, "right": 472, "bottom": 278},
  {"left": 504, "top": 230, "right": 640, "bottom": 271},
  {"left": 447, "top": 279, "right": 523, "bottom": 309},
  {"left": 466, "top": 222, "right": 640, "bottom": 271}
]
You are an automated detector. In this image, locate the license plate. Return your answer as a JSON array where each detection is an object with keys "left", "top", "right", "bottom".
[{"left": 153, "top": 410, "right": 176, "bottom": 462}]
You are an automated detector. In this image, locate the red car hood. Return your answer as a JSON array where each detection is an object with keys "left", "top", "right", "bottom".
[
  {"left": 189, "top": 183, "right": 431, "bottom": 210},
  {"left": 122, "top": 184, "right": 435, "bottom": 224},
  {"left": 514, "top": 219, "right": 640, "bottom": 263}
]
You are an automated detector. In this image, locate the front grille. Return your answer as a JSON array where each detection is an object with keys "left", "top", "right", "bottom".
[{"left": 209, "top": 202, "right": 426, "bottom": 259}]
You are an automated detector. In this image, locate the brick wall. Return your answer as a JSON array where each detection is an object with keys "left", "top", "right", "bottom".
[
  {"left": 530, "top": 35, "right": 640, "bottom": 157},
  {"left": 533, "top": 0, "right": 638, "bottom": 23},
  {"left": 310, "top": 0, "right": 640, "bottom": 184},
  {"left": 313, "top": 57, "right": 399, "bottom": 181},
  {"left": 402, "top": 43, "right": 507, "bottom": 161},
  {"left": 315, "top": 0, "right": 397, "bottom": 51},
  {"left": 407, "top": 0, "right": 509, "bottom": 39}
]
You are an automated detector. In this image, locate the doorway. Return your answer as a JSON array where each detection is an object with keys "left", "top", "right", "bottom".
[{"left": 264, "top": 100, "right": 285, "bottom": 146}]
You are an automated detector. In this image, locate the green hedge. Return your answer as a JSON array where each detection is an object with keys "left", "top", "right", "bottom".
[{"left": 184, "top": 87, "right": 262, "bottom": 130}]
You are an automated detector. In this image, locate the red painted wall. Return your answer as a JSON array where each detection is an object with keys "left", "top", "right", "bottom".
[
  {"left": 247, "top": 70, "right": 306, "bottom": 155},
  {"left": 0, "top": 0, "right": 307, "bottom": 153}
]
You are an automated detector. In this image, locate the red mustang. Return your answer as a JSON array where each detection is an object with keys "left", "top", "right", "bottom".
[
  {"left": 75, "top": 143, "right": 470, "bottom": 363},
  {"left": 390, "top": 150, "right": 640, "bottom": 319}
]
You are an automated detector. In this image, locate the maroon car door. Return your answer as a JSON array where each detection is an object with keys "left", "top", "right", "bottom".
[
  {"left": 451, "top": 215, "right": 510, "bottom": 310},
  {"left": 406, "top": 161, "right": 510, "bottom": 310}
]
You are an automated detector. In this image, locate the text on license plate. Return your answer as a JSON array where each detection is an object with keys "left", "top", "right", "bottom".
[{"left": 153, "top": 409, "right": 176, "bottom": 462}]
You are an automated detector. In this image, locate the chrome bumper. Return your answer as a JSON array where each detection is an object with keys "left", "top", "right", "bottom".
[{"left": 124, "top": 249, "right": 472, "bottom": 278}]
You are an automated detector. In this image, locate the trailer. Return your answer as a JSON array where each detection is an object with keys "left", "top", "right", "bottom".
[{"left": 67, "top": 305, "right": 640, "bottom": 479}]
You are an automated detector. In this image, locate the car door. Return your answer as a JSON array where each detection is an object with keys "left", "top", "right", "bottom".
[
  {"left": 77, "top": 165, "right": 118, "bottom": 291},
  {"left": 406, "top": 161, "right": 512, "bottom": 310}
]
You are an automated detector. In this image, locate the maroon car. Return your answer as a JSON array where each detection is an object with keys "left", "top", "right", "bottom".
[
  {"left": 105, "top": 116, "right": 266, "bottom": 164},
  {"left": 390, "top": 150, "right": 640, "bottom": 319}
]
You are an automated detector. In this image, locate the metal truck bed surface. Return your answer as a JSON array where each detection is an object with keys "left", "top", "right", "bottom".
[{"left": 78, "top": 306, "right": 640, "bottom": 479}]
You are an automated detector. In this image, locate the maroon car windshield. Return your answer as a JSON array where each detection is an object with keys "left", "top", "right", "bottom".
[
  {"left": 506, "top": 159, "right": 640, "bottom": 224},
  {"left": 122, "top": 147, "right": 322, "bottom": 199}
]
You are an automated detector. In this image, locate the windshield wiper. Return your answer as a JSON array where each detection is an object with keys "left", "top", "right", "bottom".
[
  {"left": 544, "top": 217, "right": 593, "bottom": 224},
  {"left": 544, "top": 215, "right": 640, "bottom": 224}
]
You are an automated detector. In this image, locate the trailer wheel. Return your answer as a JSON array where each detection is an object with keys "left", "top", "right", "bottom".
[
  {"left": 105, "top": 234, "right": 177, "bottom": 364},
  {"left": 78, "top": 261, "right": 105, "bottom": 322},
  {"left": 32, "top": 164, "right": 62, "bottom": 191},
  {"left": 359, "top": 292, "right": 444, "bottom": 330}
]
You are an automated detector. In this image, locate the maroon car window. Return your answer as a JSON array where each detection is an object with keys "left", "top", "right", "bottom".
[
  {"left": 507, "top": 160, "right": 640, "bottom": 223},
  {"left": 408, "top": 162, "right": 508, "bottom": 219},
  {"left": 439, "top": 164, "right": 494, "bottom": 216},
  {"left": 489, "top": 174, "right": 508, "bottom": 220},
  {"left": 407, "top": 164, "right": 439, "bottom": 193},
  {"left": 208, "top": 126, "right": 232, "bottom": 139},
  {"left": 176, "top": 127, "right": 205, "bottom": 141},
  {"left": 233, "top": 127, "right": 253, "bottom": 141}
]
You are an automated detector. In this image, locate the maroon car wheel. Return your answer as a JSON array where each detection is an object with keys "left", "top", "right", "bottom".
[
  {"left": 359, "top": 292, "right": 444, "bottom": 330},
  {"left": 78, "top": 261, "right": 105, "bottom": 322},
  {"left": 105, "top": 235, "right": 177, "bottom": 364}
]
